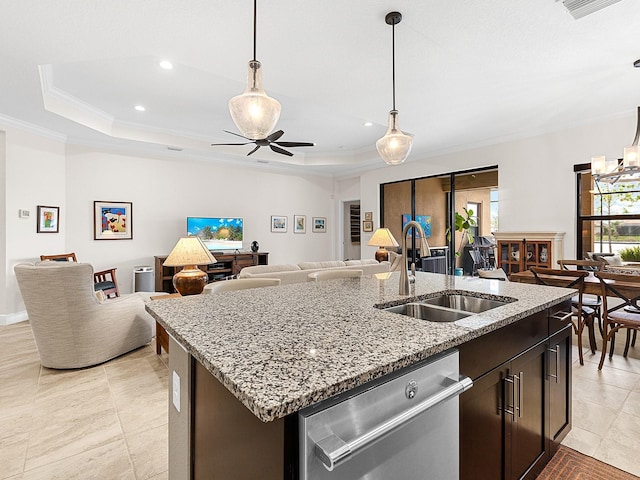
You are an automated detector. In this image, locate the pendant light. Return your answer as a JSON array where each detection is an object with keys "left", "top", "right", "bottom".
[
  {"left": 228, "top": 0, "right": 281, "bottom": 140},
  {"left": 376, "top": 11, "right": 413, "bottom": 166}
]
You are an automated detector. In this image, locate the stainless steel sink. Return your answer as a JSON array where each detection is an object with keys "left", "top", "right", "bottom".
[
  {"left": 380, "top": 292, "right": 512, "bottom": 322},
  {"left": 384, "top": 303, "right": 472, "bottom": 322},
  {"left": 422, "top": 294, "right": 508, "bottom": 314}
]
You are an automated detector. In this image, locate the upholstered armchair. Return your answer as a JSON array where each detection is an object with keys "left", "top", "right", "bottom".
[{"left": 15, "top": 262, "right": 154, "bottom": 369}]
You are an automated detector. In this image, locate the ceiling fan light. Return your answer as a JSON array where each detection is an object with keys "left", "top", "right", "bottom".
[
  {"left": 229, "top": 60, "right": 281, "bottom": 140},
  {"left": 376, "top": 110, "right": 413, "bottom": 165}
]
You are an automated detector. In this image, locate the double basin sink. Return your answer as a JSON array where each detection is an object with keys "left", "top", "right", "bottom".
[{"left": 380, "top": 293, "right": 514, "bottom": 322}]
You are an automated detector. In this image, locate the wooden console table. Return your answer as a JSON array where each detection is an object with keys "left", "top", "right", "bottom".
[{"left": 154, "top": 251, "right": 268, "bottom": 294}]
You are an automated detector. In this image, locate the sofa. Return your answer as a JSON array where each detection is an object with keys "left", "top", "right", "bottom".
[{"left": 238, "top": 259, "right": 390, "bottom": 285}]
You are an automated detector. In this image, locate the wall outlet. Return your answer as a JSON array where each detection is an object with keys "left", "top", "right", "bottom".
[
  {"left": 18, "top": 209, "right": 30, "bottom": 218},
  {"left": 172, "top": 371, "right": 181, "bottom": 412}
]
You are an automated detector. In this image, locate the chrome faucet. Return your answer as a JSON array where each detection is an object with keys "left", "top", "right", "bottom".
[{"left": 400, "top": 221, "right": 431, "bottom": 295}]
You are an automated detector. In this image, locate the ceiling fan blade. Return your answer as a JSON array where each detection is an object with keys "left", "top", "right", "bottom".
[
  {"left": 211, "top": 142, "right": 252, "bottom": 146},
  {"left": 247, "top": 145, "right": 261, "bottom": 156},
  {"left": 270, "top": 144, "right": 293, "bottom": 157},
  {"left": 266, "top": 130, "right": 285, "bottom": 142},
  {"left": 224, "top": 130, "right": 252, "bottom": 140},
  {"left": 274, "top": 141, "right": 315, "bottom": 148}
]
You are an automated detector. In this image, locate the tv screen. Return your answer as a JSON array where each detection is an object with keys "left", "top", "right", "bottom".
[{"left": 187, "top": 217, "right": 243, "bottom": 251}]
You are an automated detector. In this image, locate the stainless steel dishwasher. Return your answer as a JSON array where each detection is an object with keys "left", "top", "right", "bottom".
[{"left": 299, "top": 350, "right": 472, "bottom": 480}]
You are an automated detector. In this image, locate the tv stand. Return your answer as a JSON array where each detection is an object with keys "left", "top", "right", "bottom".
[{"left": 154, "top": 252, "right": 269, "bottom": 294}]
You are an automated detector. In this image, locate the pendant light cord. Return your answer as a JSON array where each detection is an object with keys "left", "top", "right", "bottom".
[
  {"left": 252, "top": 0, "right": 257, "bottom": 61},
  {"left": 633, "top": 106, "right": 640, "bottom": 147},
  {"left": 391, "top": 21, "right": 396, "bottom": 111}
]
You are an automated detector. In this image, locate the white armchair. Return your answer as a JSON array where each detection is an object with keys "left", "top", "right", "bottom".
[{"left": 14, "top": 262, "right": 154, "bottom": 369}]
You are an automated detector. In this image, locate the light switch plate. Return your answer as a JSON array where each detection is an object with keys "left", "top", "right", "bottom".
[
  {"left": 172, "top": 371, "right": 181, "bottom": 412},
  {"left": 18, "top": 209, "right": 30, "bottom": 218}
]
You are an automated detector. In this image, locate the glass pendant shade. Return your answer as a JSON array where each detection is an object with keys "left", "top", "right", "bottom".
[
  {"left": 591, "top": 155, "right": 607, "bottom": 175},
  {"left": 229, "top": 60, "right": 281, "bottom": 140},
  {"left": 623, "top": 145, "right": 640, "bottom": 169},
  {"left": 376, "top": 110, "right": 413, "bottom": 165}
]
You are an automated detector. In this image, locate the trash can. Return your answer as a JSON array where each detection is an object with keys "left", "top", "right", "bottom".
[{"left": 134, "top": 266, "right": 154, "bottom": 292}]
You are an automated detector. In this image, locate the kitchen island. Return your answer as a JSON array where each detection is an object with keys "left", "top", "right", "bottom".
[{"left": 146, "top": 271, "right": 575, "bottom": 479}]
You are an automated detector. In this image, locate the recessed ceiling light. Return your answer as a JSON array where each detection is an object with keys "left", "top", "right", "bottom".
[
  {"left": 159, "top": 60, "right": 173, "bottom": 70},
  {"left": 134, "top": 105, "right": 146, "bottom": 112},
  {"left": 364, "top": 122, "right": 373, "bottom": 127}
]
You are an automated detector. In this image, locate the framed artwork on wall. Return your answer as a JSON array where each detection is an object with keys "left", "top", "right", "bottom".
[
  {"left": 312, "top": 217, "right": 327, "bottom": 233},
  {"left": 364, "top": 211, "right": 373, "bottom": 221},
  {"left": 271, "top": 215, "right": 287, "bottom": 233},
  {"left": 94, "top": 201, "right": 133, "bottom": 240},
  {"left": 37, "top": 205, "right": 59, "bottom": 233},
  {"left": 363, "top": 220, "right": 373, "bottom": 232},
  {"left": 294, "top": 215, "right": 306, "bottom": 234},
  {"left": 401, "top": 214, "right": 432, "bottom": 237}
]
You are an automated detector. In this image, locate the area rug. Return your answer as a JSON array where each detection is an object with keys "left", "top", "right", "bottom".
[{"left": 537, "top": 445, "right": 639, "bottom": 479}]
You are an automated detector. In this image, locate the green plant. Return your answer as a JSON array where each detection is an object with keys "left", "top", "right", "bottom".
[
  {"left": 446, "top": 207, "right": 476, "bottom": 256},
  {"left": 619, "top": 245, "right": 640, "bottom": 262}
]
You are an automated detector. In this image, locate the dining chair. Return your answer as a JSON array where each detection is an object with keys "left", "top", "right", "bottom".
[
  {"left": 202, "top": 277, "right": 281, "bottom": 293},
  {"left": 40, "top": 253, "right": 120, "bottom": 298},
  {"left": 594, "top": 271, "right": 640, "bottom": 370},
  {"left": 558, "top": 259, "right": 606, "bottom": 335},
  {"left": 530, "top": 267, "right": 595, "bottom": 365},
  {"left": 307, "top": 269, "right": 363, "bottom": 281}
]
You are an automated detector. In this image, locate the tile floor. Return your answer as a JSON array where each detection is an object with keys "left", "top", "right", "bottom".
[
  {"left": 2, "top": 320, "right": 640, "bottom": 479},
  {"left": 0, "top": 321, "right": 168, "bottom": 480}
]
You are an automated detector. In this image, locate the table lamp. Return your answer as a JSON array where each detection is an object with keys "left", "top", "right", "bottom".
[
  {"left": 163, "top": 237, "right": 217, "bottom": 295},
  {"left": 368, "top": 228, "right": 399, "bottom": 262}
]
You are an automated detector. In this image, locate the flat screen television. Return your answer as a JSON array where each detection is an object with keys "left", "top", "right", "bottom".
[{"left": 187, "top": 217, "right": 243, "bottom": 251}]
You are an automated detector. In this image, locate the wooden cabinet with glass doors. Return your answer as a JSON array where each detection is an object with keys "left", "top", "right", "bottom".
[{"left": 493, "top": 232, "right": 565, "bottom": 277}]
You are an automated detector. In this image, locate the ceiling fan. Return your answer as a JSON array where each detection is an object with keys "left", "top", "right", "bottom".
[{"left": 211, "top": 130, "right": 315, "bottom": 157}]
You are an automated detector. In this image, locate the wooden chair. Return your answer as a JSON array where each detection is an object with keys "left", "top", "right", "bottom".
[
  {"left": 530, "top": 267, "right": 595, "bottom": 365},
  {"left": 558, "top": 259, "right": 605, "bottom": 335},
  {"left": 594, "top": 271, "right": 640, "bottom": 370},
  {"left": 40, "top": 253, "right": 120, "bottom": 298}
]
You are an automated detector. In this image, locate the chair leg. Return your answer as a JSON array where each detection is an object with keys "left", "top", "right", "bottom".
[
  {"left": 598, "top": 323, "right": 610, "bottom": 370},
  {"left": 624, "top": 329, "right": 631, "bottom": 357},
  {"left": 576, "top": 316, "right": 585, "bottom": 366},
  {"left": 586, "top": 316, "right": 597, "bottom": 354},
  {"left": 633, "top": 330, "right": 637, "bottom": 348}
]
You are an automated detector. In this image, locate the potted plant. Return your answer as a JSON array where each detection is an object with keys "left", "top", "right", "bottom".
[{"left": 446, "top": 207, "right": 476, "bottom": 275}]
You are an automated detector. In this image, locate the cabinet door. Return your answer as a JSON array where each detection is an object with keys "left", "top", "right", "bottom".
[
  {"left": 499, "top": 241, "right": 523, "bottom": 275},
  {"left": 523, "top": 241, "right": 552, "bottom": 269},
  {"left": 460, "top": 365, "right": 508, "bottom": 480},
  {"left": 548, "top": 325, "right": 572, "bottom": 452},
  {"left": 508, "top": 342, "right": 547, "bottom": 480}
]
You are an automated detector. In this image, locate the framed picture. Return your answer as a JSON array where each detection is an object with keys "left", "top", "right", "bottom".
[
  {"left": 294, "top": 215, "right": 306, "bottom": 234},
  {"left": 312, "top": 217, "right": 326, "bottom": 233},
  {"left": 401, "top": 214, "right": 432, "bottom": 237},
  {"left": 364, "top": 211, "right": 373, "bottom": 221},
  {"left": 94, "top": 201, "right": 133, "bottom": 240},
  {"left": 363, "top": 220, "right": 373, "bottom": 232},
  {"left": 271, "top": 215, "right": 287, "bottom": 233},
  {"left": 37, "top": 205, "right": 59, "bottom": 233}
]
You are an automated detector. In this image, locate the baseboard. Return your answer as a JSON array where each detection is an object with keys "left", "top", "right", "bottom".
[{"left": 0, "top": 311, "right": 28, "bottom": 326}]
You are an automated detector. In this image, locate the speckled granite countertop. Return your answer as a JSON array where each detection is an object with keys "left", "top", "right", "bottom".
[{"left": 146, "top": 272, "right": 574, "bottom": 422}]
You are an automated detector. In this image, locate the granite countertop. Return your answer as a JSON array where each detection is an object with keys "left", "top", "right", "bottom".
[{"left": 146, "top": 272, "right": 574, "bottom": 422}]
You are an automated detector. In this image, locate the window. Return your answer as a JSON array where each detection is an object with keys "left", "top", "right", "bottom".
[{"left": 466, "top": 202, "right": 480, "bottom": 240}]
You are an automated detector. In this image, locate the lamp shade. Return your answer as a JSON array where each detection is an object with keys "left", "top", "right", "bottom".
[
  {"left": 376, "top": 110, "right": 413, "bottom": 165},
  {"left": 229, "top": 60, "right": 281, "bottom": 140},
  {"left": 591, "top": 155, "right": 607, "bottom": 176},
  {"left": 163, "top": 237, "right": 217, "bottom": 267},
  {"left": 368, "top": 228, "right": 399, "bottom": 248},
  {"left": 624, "top": 146, "right": 640, "bottom": 169}
]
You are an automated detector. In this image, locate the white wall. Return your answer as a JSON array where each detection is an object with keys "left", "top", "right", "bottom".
[
  {"left": 64, "top": 145, "right": 336, "bottom": 293},
  {"left": 354, "top": 112, "right": 636, "bottom": 261},
  {"left": 2, "top": 127, "right": 66, "bottom": 318}
]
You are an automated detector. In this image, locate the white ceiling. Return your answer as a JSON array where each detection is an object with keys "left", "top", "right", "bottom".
[{"left": 2, "top": 0, "right": 640, "bottom": 176}]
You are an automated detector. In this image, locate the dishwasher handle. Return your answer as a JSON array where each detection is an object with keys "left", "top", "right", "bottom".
[{"left": 314, "top": 375, "right": 473, "bottom": 472}]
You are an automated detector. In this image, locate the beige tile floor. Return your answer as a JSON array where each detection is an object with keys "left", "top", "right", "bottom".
[
  {"left": 3, "top": 320, "right": 640, "bottom": 479},
  {"left": 0, "top": 321, "right": 169, "bottom": 480}
]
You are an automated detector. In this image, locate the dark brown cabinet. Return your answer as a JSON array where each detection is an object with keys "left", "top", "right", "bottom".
[{"left": 459, "top": 301, "right": 572, "bottom": 480}]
